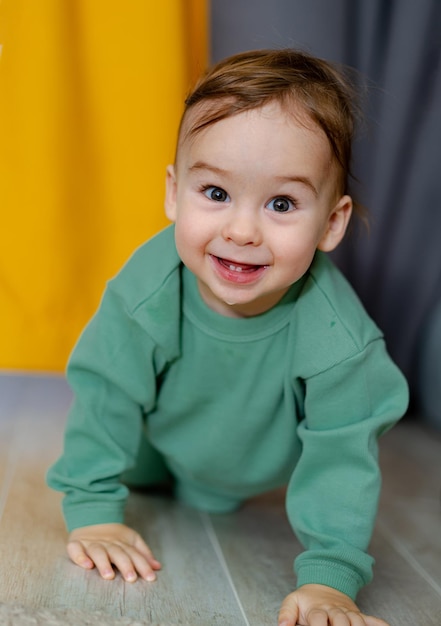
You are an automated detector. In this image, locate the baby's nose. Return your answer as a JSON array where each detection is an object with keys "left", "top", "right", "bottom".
[{"left": 221, "top": 208, "right": 262, "bottom": 246}]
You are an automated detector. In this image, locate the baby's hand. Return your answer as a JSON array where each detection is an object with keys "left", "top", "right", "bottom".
[
  {"left": 278, "top": 584, "right": 390, "bottom": 626},
  {"left": 67, "top": 523, "right": 161, "bottom": 583}
]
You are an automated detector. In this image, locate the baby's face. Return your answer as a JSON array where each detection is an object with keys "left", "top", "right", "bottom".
[{"left": 165, "top": 101, "right": 352, "bottom": 318}]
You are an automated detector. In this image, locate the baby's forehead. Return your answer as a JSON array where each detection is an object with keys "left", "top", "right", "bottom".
[{"left": 177, "top": 97, "right": 320, "bottom": 155}]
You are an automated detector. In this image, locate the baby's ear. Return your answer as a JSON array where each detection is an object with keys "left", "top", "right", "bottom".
[
  {"left": 318, "top": 195, "right": 353, "bottom": 252},
  {"left": 164, "top": 164, "right": 178, "bottom": 222}
]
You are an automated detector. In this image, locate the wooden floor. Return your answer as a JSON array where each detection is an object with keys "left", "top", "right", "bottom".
[{"left": 0, "top": 374, "right": 440, "bottom": 625}]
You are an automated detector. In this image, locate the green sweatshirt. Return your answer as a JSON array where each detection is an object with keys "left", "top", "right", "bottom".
[{"left": 47, "top": 225, "right": 409, "bottom": 599}]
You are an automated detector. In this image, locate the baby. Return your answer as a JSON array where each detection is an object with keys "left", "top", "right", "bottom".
[{"left": 48, "top": 49, "right": 409, "bottom": 626}]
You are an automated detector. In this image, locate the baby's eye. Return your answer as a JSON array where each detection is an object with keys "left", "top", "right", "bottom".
[
  {"left": 204, "top": 186, "right": 230, "bottom": 202},
  {"left": 267, "top": 196, "right": 295, "bottom": 213}
]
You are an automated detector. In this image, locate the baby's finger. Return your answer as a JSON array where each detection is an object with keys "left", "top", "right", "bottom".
[
  {"left": 124, "top": 545, "right": 159, "bottom": 582},
  {"left": 103, "top": 543, "right": 143, "bottom": 582},
  {"left": 83, "top": 543, "right": 117, "bottom": 580},
  {"left": 327, "top": 610, "right": 358, "bottom": 626},
  {"left": 343, "top": 611, "right": 367, "bottom": 626},
  {"left": 67, "top": 540, "right": 95, "bottom": 570},
  {"left": 277, "top": 593, "right": 299, "bottom": 626},
  {"left": 306, "top": 608, "right": 329, "bottom": 626}
]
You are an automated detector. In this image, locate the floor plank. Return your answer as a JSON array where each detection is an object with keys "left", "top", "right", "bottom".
[
  {"left": 358, "top": 531, "right": 441, "bottom": 625},
  {"left": 207, "top": 489, "right": 296, "bottom": 624},
  {"left": 0, "top": 408, "right": 15, "bottom": 519},
  {"left": 378, "top": 420, "right": 441, "bottom": 590},
  {"left": 0, "top": 377, "right": 70, "bottom": 609},
  {"left": 124, "top": 493, "right": 251, "bottom": 625}
]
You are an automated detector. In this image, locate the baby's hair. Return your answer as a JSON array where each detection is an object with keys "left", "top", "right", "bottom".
[{"left": 179, "top": 48, "right": 363, "bottom": 214}]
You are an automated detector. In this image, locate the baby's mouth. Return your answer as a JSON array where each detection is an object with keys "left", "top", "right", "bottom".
[
  {"left": 216, "top": 257, "right": 265, "bottom": 273},
  {"left": 210, "top": 254, "right": 268, "bottom": 285}
]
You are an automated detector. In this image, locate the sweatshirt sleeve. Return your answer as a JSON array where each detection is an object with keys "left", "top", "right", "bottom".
[
  {"left": 286, "top": 338, "right": 409, "bottom": 599},
  {"left": 46, "top": 286, "right": 170, "bottom": 532}
]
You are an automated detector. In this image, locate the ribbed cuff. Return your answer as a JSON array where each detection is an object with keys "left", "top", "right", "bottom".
[
  {"left": 295, "top": 559, "right": 365, "bottom": 600},
  {"left": 63, "top": 503, "right": 126, "bottom": 533}
]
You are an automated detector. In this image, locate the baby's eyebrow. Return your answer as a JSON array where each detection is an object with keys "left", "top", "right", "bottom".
[
  {"left": 275, "top": 175, "right": 318, "bottom": 197},
  {"left": 189, "top": 161, "right": 229, "bottom": 177}
]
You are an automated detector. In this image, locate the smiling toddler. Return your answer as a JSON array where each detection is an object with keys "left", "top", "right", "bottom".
[{"left": 47, "top": 49, "right": 408, "bottom": 626}]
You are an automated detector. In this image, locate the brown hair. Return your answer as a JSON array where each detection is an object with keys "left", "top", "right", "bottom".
[{"left": 178, "top": 48, "right": 361, "bottom": 202}]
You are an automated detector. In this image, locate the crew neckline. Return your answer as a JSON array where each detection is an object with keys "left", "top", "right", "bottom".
[{"left": 182, "top": 265, "right": 306, "bottom": 341}]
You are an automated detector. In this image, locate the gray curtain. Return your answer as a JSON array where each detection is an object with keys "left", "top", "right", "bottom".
[{"left": 211, "top": 0, "right": 441, "bottom": 413}]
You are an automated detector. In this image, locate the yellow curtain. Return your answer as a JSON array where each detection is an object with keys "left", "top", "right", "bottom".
[{"left": 0, "top": 0, "right": 208, "bottom": 372}]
